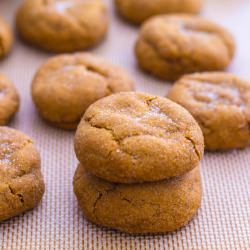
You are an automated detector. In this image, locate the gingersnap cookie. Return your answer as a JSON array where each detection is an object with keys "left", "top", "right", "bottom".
[
  {"left": 168, "top": 72, "right": 250, "bottom": 150},
  {"left": 75, "top": 92, "right": 204, "bottom": 183},
  {"left": 0, "top": 74, "right": 20, "bottom": 126},
  {"left": 16, "top": 0, "right": 108, "bottom": 53},
  {"left": 0, "top": 17, "right": 13, "bottom": 59},
  {"left": 32, "top": 53, "right": 134, "bottom": 130},
  {"left": 135, "top": 15, "right": 235, "bottom": 81},
  {"left": 74, "top": 164, "right": 202, "bottom": 233},
  {"left": 0, "top": 127, "right": 45, "bottom": 221},
  {"left": 115, "top": 0, "right": 203, "bottom": 24}
]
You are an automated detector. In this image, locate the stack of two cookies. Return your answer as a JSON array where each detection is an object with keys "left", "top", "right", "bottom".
[{"left": 73, "top": 92, "right": 204, "bottom": 233}]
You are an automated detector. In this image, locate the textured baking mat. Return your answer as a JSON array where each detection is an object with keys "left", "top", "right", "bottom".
[{"left": 0, "top": 0, "right": 250, "bottom": 249}]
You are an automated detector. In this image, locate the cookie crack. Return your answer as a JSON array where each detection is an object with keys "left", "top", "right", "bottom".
[
  {"left": 85, "top": 106, "right": 180, "bottom": 159},
  {"left": 185, "top": 135, "right": 201, "bottom": 160},
  {"left": 92, "top": 185, "right": 163, "bottom": 227},
  {"left": 92, "top": 185, "right": 117, "bottom": 217},
  {"left": 17, "top": 193, "right": 24, "bottom": 203},
  {"left": 141, "top": 36, "right": 204, "bottom": 72},
  {"left": 8, "top": 184, "right": 25, "bottom": 204},
  {"left": 0, "top": 35, "right": 4, "bottom": 58},
  {"left": 179, "top": 22, "right": 232, "bottom": 59},
  {"left": 57, "top": 3, "right": 94, "bottom": 39},
  {"left": 105, "top": 83, "right": 114, "bottom": 95},
  {"left": 145, "top": 96, "right": 157, "bottom": 106},
  {"left": 118, "top": 193, "right": 162, "bottom": 226},
  {"left": 143, "top": 37, "right": 181, "bottom": 64},
  {"left": 85, "top": 65, "right": 108, "bottom": 79},
  {"left": 93, "top": 192, "right": 103, "bottom": 212},
  {"left": 85, "top": 116, "right": 139, "bottom": 155},
  {"left": 121, "top": 197, "right": 132, "bottom": 203},
  {"left": 144, "top": 96, "right": 181, "bottom": 132},
  {"left": 84, "top": 65, "right": 114, "bottom": 95}
]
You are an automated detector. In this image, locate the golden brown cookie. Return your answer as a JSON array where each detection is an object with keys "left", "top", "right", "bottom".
[
  {"left": 135, "top": 15, "right": 235, "bottom": 81},
  {"left": 0, "top": 74, "right": 20, "bottom": 126},
  {"left": 168, "top": 72, "right": 250, "bottom": 150},
  {"left": 74, "top": 164, "right": 202, "bottom": 233},
  {"left": 0, "top": 17, "right": 13, "bottom": 59},
  {"left": 75, "top": 92, "right": 204, "bottom": 183},
  {"left": 0, "top": 127, "right": 45, "bottom": 221},
  {"left": 32, "top": 53, "right": 134, "bottom": 130},
  {"left": 115, "top": 0, "right": 203, "bottom": 24},
  {"left": 16, "top": 0, "right": 108, "bottom": 53}
]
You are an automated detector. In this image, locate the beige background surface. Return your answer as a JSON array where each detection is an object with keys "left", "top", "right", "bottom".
[{"left": 0, "top": 0, "right": 250, "bottom": 249}]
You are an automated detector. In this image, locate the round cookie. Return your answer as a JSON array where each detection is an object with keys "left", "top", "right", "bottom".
[
  {"left": 16, "top": 0, "right": 108, "bottom": 53},
  {"left": 168, "top": 72, "right": 250, "bottom": 150},
  {"left": 0, "top": 17, "right": 13, "bottom": 59},
  {"left": 115, "top": 0, "right": 203, "bottom": 24},
  {"left": 0, "top": 74, "right": 20, "bottom": 126},
  {"left": 0, "top": 127, "right": 45, "bottom": 221},
  {"left": 32, "top": 53, "right": 134, "bottom": 130},
  {"left": 74, "top": 164, "right": 202, "bottom": 233},
  {"left": 135, "top": 15, "right": 235, "bottom": 81},
  {"left": 74, "top": 92, "right": 204, "bottom": 183}
]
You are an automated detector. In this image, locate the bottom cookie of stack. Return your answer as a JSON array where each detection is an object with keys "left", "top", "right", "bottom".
[{"left": 73, "top": 164, "right": 202, "bottom": 234}]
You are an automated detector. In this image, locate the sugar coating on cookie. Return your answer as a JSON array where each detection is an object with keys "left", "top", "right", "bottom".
[
  {"left": 0, "top": 127, "right": 45, "bottom": 221},
  {"left": 115, "top": 0, "right": 203, "bottom": 24},
  {"left": 168, "top": 72, "right": 250, "bottom": 150},
  {"left": 0, "top": 17, "right": 13, "bottom": 59},
  {"left": 74, "top": 164, "right": 202, "bottom": 233},
  {"left": 32, "top": 53, "right": 134, "bottom": 130},
  {"left": 0, "top": 74, "right": 19, "bottom": 126},
  {"left": 135, "top": 15, "right": 235, "bottom": 81},
  {"left": 16, "top": 0, "right": 108, "bottom": 52},
  {"left": 75, "top": 92, "right": 204, "bottom": 183}
]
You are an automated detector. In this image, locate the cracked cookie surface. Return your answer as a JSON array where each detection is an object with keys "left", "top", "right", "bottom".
[
  {"left": 0, "top": 74, "right": 20, "bottom": 126},
  {"left": 0, "top": 17, "right": 13, "bottom": 59},
  {"left": 16, "top": 0, "right": 108, "bottom": 52},
  {"left": 0, "top": 127, "right": 45, "bottom": 221},
  {"left": 74, "top": 92, "right": 204, "bottom": 183},
  {"left": 168, "top": 72, "right": 250, "bottom": 150},
  {"left": 73, "top": 164, "right": 202, "bottom": 233},
  {"left": 135, "top": 15, "right": 235, "bottom": 81},
  {"left": 32, "top": 53, "right": 134, "bottom": 130},
  {"left": 115, "top": 0, "right": 203, "bottom": 24}
]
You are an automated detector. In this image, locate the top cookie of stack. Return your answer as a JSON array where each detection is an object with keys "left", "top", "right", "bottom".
[{"left": 74, "top": 91, "right": 204, "bottom": 183}]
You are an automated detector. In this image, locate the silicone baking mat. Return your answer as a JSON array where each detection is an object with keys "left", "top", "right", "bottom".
[{"left": 0, "top": 0, "right": 250, "bottom": 249}]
